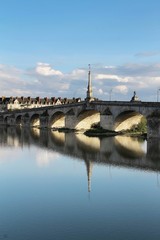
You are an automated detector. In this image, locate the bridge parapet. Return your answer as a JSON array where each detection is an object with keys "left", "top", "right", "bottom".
[{"left": 0, "top": 100, "right": 160, "bottom": 138}]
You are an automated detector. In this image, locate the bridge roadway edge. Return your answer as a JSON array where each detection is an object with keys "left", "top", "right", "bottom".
[{"left": 0, "top": 100, "right": 160, "bottom": 138}]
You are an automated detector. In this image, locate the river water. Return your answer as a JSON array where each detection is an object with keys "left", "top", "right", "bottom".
[{"left": 0, "top": 127, "right": 160, "bottom": 240}]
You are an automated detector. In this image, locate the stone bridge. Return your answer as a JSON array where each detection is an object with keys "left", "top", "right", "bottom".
[{"left": 0, "top": 100, "right": 160, "bottom": 138}]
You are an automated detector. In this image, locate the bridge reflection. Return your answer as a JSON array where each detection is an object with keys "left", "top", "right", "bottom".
[
  {"left": 1, "top": 126, "right": 160, "bottom": 168},
  {"left": 1, "top": 127, "right": 160, "bottom": 191}
]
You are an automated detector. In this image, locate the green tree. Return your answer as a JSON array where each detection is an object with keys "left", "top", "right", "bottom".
[{"left": 132, "top": 117, "right": 147, "bottom": 133}]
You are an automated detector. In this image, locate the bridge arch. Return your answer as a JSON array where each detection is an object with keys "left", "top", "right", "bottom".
[
  {"left": 114, "top": 110, "right": 145, "bottom": 132},
  {"left": 15, "top": 115, "right": 22, "bottom": 126},
  {"left": 30, "top": 113, "right": 40, "bottom": 127},
  {"left": 4, "top": 114, "right": 16, "bottom": 126},
  {"left": 49, "top": 111, "right": 65, "bottom": 128},
  {"left": 30, "top": 128, "right": 41, "bottom": 140},
  {"left": 75, "top": 109, "right": 100, "bottom": 130}
]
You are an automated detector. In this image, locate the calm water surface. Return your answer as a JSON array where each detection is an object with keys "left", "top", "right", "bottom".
[{"left": 0, "top": 127, "right": 160, "bottom": 240}]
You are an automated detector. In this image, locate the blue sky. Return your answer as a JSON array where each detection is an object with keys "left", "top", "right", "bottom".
[{"left": 0, "top": 0, "right": 160, "bottom": 101}]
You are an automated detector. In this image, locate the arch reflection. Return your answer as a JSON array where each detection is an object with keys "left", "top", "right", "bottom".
[{"left": 0, "top": 127, "right": 160, "bottom": 192}]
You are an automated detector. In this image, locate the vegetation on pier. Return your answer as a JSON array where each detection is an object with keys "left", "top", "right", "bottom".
[
  {"left": 122, "top": 117, "right": 147, "bottom": 138},
  {"left": 84, "top": 123, "right": 118, "bottom": 137},
  {"left": 84, "top": 117, "right": 147, "bottom": 138}
]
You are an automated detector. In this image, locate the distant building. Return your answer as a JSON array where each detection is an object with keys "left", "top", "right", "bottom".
[{"left": 0, "top": 96, "right": 81, "bottom": 111}]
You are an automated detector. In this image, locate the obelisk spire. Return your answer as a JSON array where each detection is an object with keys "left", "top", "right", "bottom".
[{"left": 86, "top": 64, "right": 93, "bottom": 101}]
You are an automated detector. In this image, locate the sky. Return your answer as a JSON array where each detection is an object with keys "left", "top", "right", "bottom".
[{"left": 0, "top": 0, "right": 160, "bottom": 101}]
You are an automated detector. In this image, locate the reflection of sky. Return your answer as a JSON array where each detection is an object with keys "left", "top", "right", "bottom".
[
  {"left": 0, "top": 142, "right": 160, "bottom": 240},
  {"left": 36, "top": 150, "right": 60, "bottom": 168},
  {"left": 141, "top": 140, "right": 147, "bottom": 153},
  {"left": 0, "top": 147, "right": 24, "bottom": 164}
]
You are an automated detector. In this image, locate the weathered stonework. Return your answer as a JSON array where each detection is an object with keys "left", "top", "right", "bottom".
[
  {"left": 0, "top": 100, "right": 160, "bottom": 138},
  {"left": 147, "top": 111, "right": 160, "bottom": 139}
]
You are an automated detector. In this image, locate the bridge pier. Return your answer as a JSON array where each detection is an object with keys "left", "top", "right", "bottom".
[
  {"left": 40, "top": 114, "right": 50, "bottom": 128},
  {"left": 0, "top": 116, "right": 5, "bottom": 125},
  {"left": 7, "top": 115, "right": 17, "bottom": 126},
  {"left": 65, "top": 115, "right": 77, "bottom": 129},
  {"left": 147, "top": 138, "right": 160, "bottom": 161},
  {"left": 100, "top": 114, "right": 114, "bottom": 130},
  {"left": 21, "top": 114, "right": 30, "bottom": 127},
  {"left": 147, "top": 113, "right": 160, "bottom": 139}
]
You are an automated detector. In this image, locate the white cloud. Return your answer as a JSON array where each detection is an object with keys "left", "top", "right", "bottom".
[
  {"left": 26, "top": 63, "right": 70, "bottom": 96},
  {"left": 0, "top": 64, "right": 22, "bottom": 82},
  {"left": 95, "top": 74, "right": 128, "bottom": 82},
  {"left": 0, "top": 64, "right": 27, "bottom": 96},
  {"left": 0, "top": 62, "right": 160, "bottom": 101},
  {"left": 98, "top": 89, "right": 103, "bottom": 94},
  {"left": 36, "top": 62, "right": 63, "bottom": 76},
  {"left": 114, "top": 85, "right": 128, "bottom": 94},
  {"left": 69, "top": 68, "right": 86, "bottom": 80},
  {"left": 104, "top": 65, "right": 116, "bottom": 69}
]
